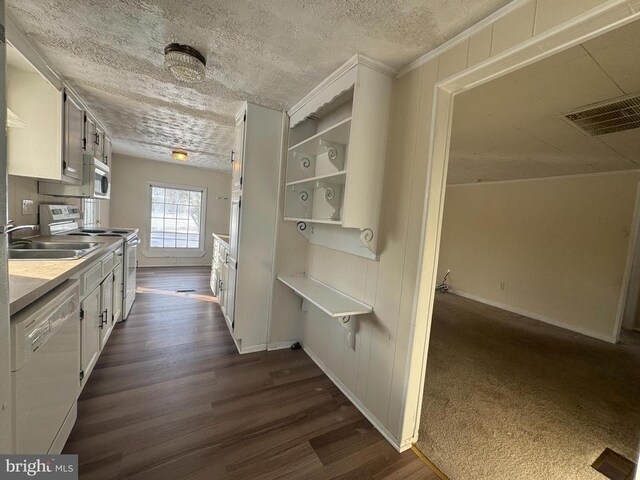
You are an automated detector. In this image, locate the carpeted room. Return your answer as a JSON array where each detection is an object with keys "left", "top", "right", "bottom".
[{"left": 416, "top": 19, "right": 640, "bottom": 480}]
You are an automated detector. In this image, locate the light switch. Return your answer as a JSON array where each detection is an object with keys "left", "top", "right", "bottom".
[{"left": 22, "top": 199, "right": 35, "bottom": 215}]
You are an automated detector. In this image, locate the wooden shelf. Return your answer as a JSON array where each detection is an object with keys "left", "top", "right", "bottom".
[
  {"left": 288, "top": 117, "right": 352, "bottom": 156},
  {"left": 283, "top": 217, "right": 342, "bottom": 225},
  {"left": 277, "top": 275, "right": 372, "bottom": 317},
  {"left": 286, "top": 171, "right": 347, "bottom": 187}
]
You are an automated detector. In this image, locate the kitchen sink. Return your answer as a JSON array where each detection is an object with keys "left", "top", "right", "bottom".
[
  {"left": 10, "top": 241, "right": 100, "bottom": 250},
  {"left": 9, "top": 249, "right": 89, "bottom": 260},
  {"left": 9, "top": 241, "right": 101, "bottom": 260}
]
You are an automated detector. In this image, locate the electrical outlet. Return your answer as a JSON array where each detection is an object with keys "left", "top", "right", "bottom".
[
  {"left": 22, "top": 199, "right": 35, "bottom": 215},
  {"left": 499, "top": 282, "right": 506, "bottom": 291}
]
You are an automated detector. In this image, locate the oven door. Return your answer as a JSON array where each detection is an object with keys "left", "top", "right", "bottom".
[{"left": 123, "top": 236, "right": 139, "bottom": 319}]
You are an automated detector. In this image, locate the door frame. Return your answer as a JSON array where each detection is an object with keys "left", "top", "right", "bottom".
[
  {"left": 402, "top": 0, "right": 640, "bottom": 446},
  {"left": 617, "top": 182, "right": 640, "bottom": 336}
]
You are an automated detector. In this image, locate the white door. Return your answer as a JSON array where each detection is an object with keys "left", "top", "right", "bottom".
[
  {"left": 229, "top": 192, "right": 241, "bottom": 262},
  {"left": 63, "top": 91, "right": 84, "bottom": 181},
  {"left": 0, "top": 2, "right": 13, "bottom": 452}
]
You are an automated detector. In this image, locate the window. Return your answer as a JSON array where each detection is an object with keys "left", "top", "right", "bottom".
[
  {"left": 147, "top": 182, "right": 207, "bottom": 255},
  {"left": 83, "top": 198, "right": 100, "bottom": 227}
]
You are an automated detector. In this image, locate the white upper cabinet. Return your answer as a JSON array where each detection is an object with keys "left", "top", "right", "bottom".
[
  {"left": 231, "top": 112, "right": 245, "bottom": 192},
  {"left": 62, "top": 90, "right": 85, "bottom": 182},
  {"left": 284, "top": 55, "right": 394, "bottom": 256},
  {"left": 6, "top": 42, "right": 66, "bottom": 182}
]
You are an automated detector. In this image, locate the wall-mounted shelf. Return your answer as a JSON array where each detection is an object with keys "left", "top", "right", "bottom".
[
  {"left": 277, "top": 275, "right": 372, "bottom": 317},
  {"left": 283, "top": 217, "right": 342, "bottom": 225},
  {"left": 288, "top": 117, "right": 352, "bottom": 155},
  {"left": 286, "top": 171, "right": 347, "bottom": 188}
]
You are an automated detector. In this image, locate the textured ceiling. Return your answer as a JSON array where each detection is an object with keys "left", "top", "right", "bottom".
[
  {"left": 7, "top": 0, "right": 511, "bottom": 171},
  {"left": 449, "top": 19, "right": 640, "bottom": 185}
]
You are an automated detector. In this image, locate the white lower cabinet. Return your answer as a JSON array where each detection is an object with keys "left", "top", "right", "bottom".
[
  {"left": 78, "top": 245, "right": 125, "bottom": 388},
  {"left": 112, "top": 262, "right": 123, "bottom": 324},
  {"left": 99, "top": 274, "right": 113, "bottom": 350},
  {"left": 80, "top": 285, "right": 101, "bottom": 384}
]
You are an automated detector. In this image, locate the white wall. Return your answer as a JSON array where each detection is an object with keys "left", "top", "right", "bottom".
[
  {"left": 110, "top": 154, "right": 231, "bottom": 267},
  {"left": 437, "top": 172, "right": 640, "bottom": 342}
]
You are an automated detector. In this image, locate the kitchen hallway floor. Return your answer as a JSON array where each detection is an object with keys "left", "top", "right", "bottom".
[{"left": 63, "top": 266, "right": 438, "bottom": 479}]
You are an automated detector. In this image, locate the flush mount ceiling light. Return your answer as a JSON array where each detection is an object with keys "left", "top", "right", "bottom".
[
  {"left": 172, "top": 150, "right": 188, "bottom": 162},
  {"left": 164, "top": 43, "right": 206, "bottom": 84}
]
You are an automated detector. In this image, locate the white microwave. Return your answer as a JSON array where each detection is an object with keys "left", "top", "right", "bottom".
[{"left": 39, "top": 155, "right": 110, "bottom": 199}]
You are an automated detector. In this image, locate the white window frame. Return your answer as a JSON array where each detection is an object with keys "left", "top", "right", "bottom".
[
  {"left": 144, "top": 181, "right": 208, "bottom": 258},
  {"left": 82, "top": 198, "right": 100, "bottom": 227}
]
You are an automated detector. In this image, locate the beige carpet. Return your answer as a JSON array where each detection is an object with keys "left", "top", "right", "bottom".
[{"left": 417, "top": 293, "right": 640, "bottom": 480}]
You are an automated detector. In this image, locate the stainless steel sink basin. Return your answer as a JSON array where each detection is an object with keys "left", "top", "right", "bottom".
[
  {"left": 9, "top": 249, "right": 87, "bottom": 260},
  {"left": 9, "top": 241, "right": 101, "bottom": 260},
  {"left": 10, "top": 241, "right": 100, "bottom": 250}
]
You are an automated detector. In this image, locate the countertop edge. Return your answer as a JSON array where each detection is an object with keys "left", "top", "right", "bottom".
[{"left": 9, "top": 237, "right": 125, "bottom": 316}]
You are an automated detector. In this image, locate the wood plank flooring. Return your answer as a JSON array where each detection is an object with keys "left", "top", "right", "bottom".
[{"left": 63, "top": 266, "right": 437, "bottom": 479}]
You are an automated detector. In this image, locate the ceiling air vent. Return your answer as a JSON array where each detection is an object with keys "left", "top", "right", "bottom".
[{"left": 564, "top": 93, "right": 640, "bottom": 136}]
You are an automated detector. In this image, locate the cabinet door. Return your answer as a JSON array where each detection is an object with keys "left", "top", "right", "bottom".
[
  {"left": 231, "top": 113, "right": 245, "bottom": 192},
  {"left": 95, "top": 126, "right": 105, "bottom": 161},
  {"left": 84, "top": 113, "right": 96, "bottom": 155},
  {"left": 81, "top": 285, "right": 101, "bottom": 382},
  {"left": 99, "top": 274, "right": 113, "bottom": 350},
  {"left": 226, "top": 260, "right": 237, "bottom": 329},
  {"left": 103, "top": 136, "right": 112, "bottom": 166},
  {"left": 220, "top": 257, "right": 229, "bottom": 314},
  {"left": 63, "top": 91, "right": 84, "bottom": 181},
  {"left": 112, "top": 263, "right": 123, "bottom": 324},
  {"left": 229, "top": 193, "right": 241, "bottom": 261}
]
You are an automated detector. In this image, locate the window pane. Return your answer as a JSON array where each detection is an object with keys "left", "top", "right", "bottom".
[
  {"left": 177, "top": 205, "right": 189, "bottom": 219},
  {"left": 152, "top": 187, "right": 165, "bottom": 202},
  {"left": 165, "top": 189, "right": 179, "bottom": 204},
  {"left": 149, "top": 184, "right": 204, "bottom": 251},
  {"left": 190, "top": 191, "right": 201, "bottom": 206},
  {"left": 151, "top": 202, "right": 164, "bottom": 218},
  {"left": 188, "top": 235, "right": 200, "bottom": 248},
  {"left": 176, "top": 189, "right": 189, "bottom": 205},
  {"left": 164, "top": 236, "right": 176, "bottom": 248},
  {"left": 165, "top": 203, "right": 177, "bottom": 218}
]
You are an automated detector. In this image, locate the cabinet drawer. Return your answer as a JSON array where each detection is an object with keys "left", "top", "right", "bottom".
[
  {"left": 101, "top": 252, "right": 115, "bottom": 277},
  {"left": 113, "top": 246, "right": 124, "bottom": 267},
  {"left": 81, "top": 262, "right": 103, "bottom": 296}
]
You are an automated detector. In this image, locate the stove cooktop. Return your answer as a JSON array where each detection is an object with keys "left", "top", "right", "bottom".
[{"left": 68, "top": 228, "right": 137, "bottom": 238}]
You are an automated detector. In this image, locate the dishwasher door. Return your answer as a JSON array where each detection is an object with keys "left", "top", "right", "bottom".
[{"left": 11, "top": 281, "right": 80, "bottom": 454}]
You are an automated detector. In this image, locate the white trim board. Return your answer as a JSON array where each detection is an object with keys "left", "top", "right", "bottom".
[
  {"left": 448, "top": 169, "right": 640, "bottom": 188},
  {"left": 397, "top": 0, "right": 531, "bottom": 77},
  {"left": 267, "top": 341, "right": 297, "bottom": 351},
  {"left": 450, "top": 289, "right": 617, "bottom": 344},
  {"left": 301, "top": 344, "right": 413, "bottom": 453}
]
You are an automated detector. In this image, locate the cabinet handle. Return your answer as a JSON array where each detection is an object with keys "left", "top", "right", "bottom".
[
  {"left": 95, "top": 133, "right": 100, "bottom": 145},
  {"left": 230, "top": 150, "right": 235, "bottom": 163}
]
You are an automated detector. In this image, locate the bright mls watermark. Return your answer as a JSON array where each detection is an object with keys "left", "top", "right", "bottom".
[{"left": 0, "top": 456, "right": 77, "bottom": 479}]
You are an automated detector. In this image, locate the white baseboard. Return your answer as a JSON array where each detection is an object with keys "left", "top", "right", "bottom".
[
  {"left": 238, "top": 343, "right": 267, "bottom": 354},
  {"left": 302, "top": 344, "right": 410, "bottom": 453},
  {"left": 450, "top": 289, "right": 617, "bottom": 344},
  {"left": 267, "top": 341, "right": 297, "bottom": 351}
]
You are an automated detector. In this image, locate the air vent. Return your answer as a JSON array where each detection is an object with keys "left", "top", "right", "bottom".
[{"left": 564, "top": 93, "right": 640, "bottom": 136}]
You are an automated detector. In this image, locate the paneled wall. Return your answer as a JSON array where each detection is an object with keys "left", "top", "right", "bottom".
[
  {"left": 438, "top": 172, "right": 640, "bottom": 342},
  {"left": 109, "top": 154, "right": 231, "bottom": 267},
  {"left": 286, "top": 0, "right": 624, "bottom": 450}
]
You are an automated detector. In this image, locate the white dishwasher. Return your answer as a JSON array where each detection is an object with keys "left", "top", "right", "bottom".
[{"left": 11, "top": 280, "right": 81, "bottom": 454}]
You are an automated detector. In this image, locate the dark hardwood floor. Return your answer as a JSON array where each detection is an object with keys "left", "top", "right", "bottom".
[{"left": 63, "top": 266, "right": 438, "bottom": 479}]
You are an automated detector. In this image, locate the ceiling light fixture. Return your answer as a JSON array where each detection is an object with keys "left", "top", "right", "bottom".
[
  {"left": 172, "top": 150, "right": 188, "bottom": 162},
  {"left": 164, "top": 43, "right": 206, "bottom": 84}
]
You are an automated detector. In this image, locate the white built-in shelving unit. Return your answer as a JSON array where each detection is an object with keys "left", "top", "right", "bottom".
[{"left": 283, "top": 55, "right": 394, "bottom": 257}]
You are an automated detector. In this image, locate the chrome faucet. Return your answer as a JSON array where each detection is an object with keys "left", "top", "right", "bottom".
[{"left": 1, "top": 222, "right": 39, "bottom": 243}]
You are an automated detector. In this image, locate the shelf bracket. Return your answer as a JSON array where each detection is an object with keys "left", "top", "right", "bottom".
[
  {"left": 359, "top": 228, "right": 376, "bottom": 255},
  {"left": 296, "top": 221, "right": 312, "bottom": 240},
  {"left": 338, "top": 315, "right": 356, "bottom": 350}
]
